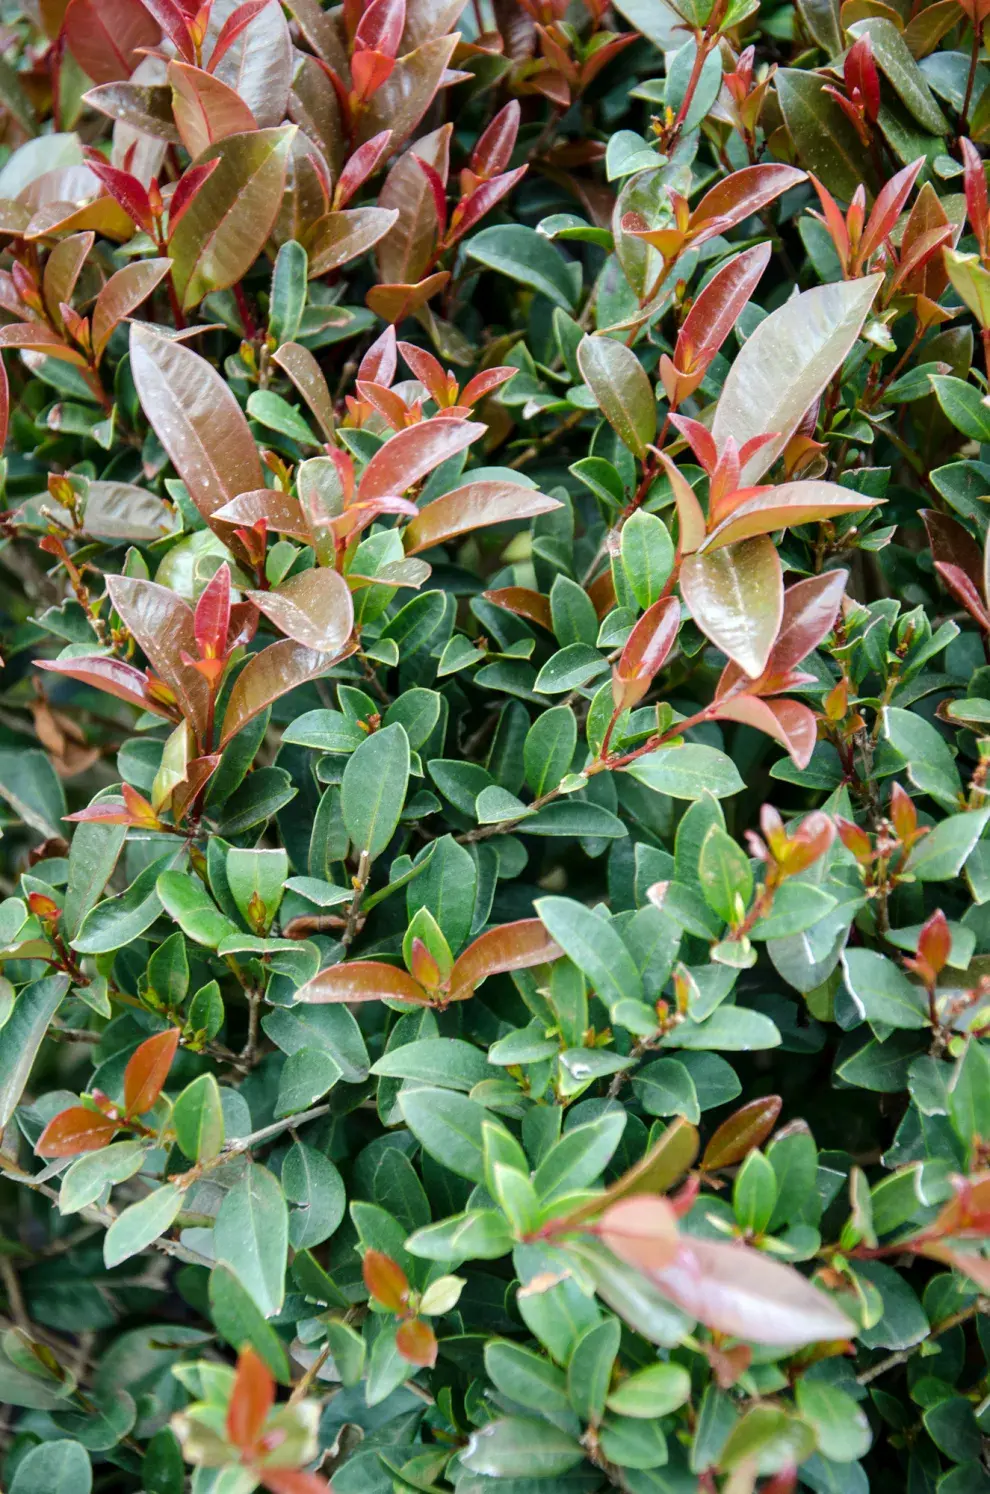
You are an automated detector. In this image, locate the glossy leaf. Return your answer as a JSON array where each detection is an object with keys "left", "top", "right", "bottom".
[
  {"left": 402, "top": 479, "right": 562, "bottom": 553},
  {"left": 247, "top": 569, "right": 353, "bottom": 652},
  {"left": 681, "top": 537, "right": 783, "bottom": 678}
]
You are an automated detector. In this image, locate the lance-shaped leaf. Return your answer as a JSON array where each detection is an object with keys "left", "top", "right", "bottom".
[
  {"left": 213, "top": 488, "right": 311, "bottom": 541},
  {"left": 360, "top": 33, "right": 460, "bottom": 149},
  {"left": 613, "top": 596, "right": 680, "bottom": 710},
  {"left": 718, "top": 568, "right": 848, "bottom": 696},
  {"left": 272, "top": 343, "right": 335, "bottom": 440},
  {"left": 402, "top": 480, "right": 562, "bottom": 553},
  {"left": 712, "top": 275, "right": 882, "bottom": 485},
  {"left": 247, "top": 568, "right": 354, "bottom": 652},
  {"left": 924, "top": 509, "right": 988, "bottom": 618},
  {"left": 306, "top": 206, "right": 399, "bottom": 276},
  {"left": 36, "top": 1106, "right": 120, "bottom": 1158},
  {"left": 226, "top": 1345, "right": 275, "bottom": 1452},
  {"left": 656, "top": 453, "right": 706, "bottom": 556},
  {"left": 43, "top": 232, "right": 93, "bottom": 328},
  {"left": 206, "top": 0, "right": 292, "bottom": 129},
  {"left": 577, "top": 335, "right": 656, "bottom": 459},
  {"left": 297, "top": 960, "right": 430, "bottom": 1004},
  {"left": 673, "top": 241, "right": 771, "bottom": 377},
  {"left": 608, "top": 1229, "right": 852, "bottom": 1346},
  {"left": 124, "top": 1028, "right": 180, "bottom": 1116},
  {"left": 690, "top": 163, "right": 806, "bottom": 239},
  {"left": 701, "top": 1096, "right": 782, "bottom": 1169},
  {"left": 712, "top": 694, "right": 818, "bottom": 769},
  {"left": 378, "top": 123, "right": 451, "bottom": 284},
  {"left": 107, "top": 575, "right": 211, "bottom": 739},
  {"left": 359, "top": 418, "right": 483, "bottom": 502},
  {"left": 680, "top": 537, "right": 782, "bottom": 678},
  {"left": 483, "top": 587, "right": 553, "bottom": 631},
  {"left": 447, "top": 919, "right": 562, "bottom": 1002},
  {"left": 169, "top": 126, "right": 295, "bottom": 309},
  {"left": 130, "top": 324, "right": 264, "bottom": 529},
  {"left": 702, "top": 481, "right": 879, "bottom": 552},
  {"left": 168, "top": 60, "right": 257, "bottom": 159},
  {"left": 34, "top": 655, "right": 178, "bottom": 720},
  {"left": 283, "top": 0, "right": 349, "bottom": 73},
  {"left": 90, "top": 258, "right": 172, "bottom": 360},
  {"left": 63, "top": 0, "right": 162, "bottom": 85},
  {"left": 220, "top": 638, "right": 354, "bottom": 745},
  {"left": 0, "top": 323, "right": 88, "bottom": 367},
  {"left": 0, "top": 975, "right": 69, "bottom": 1130}
]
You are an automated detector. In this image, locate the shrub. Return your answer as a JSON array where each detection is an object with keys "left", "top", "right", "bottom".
[{"left": 3, "top": 0, "right": 990, "bottom": 1489}]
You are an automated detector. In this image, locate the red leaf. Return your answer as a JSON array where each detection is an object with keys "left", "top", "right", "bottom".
[
  {"left": 354, "top": 0, "right": 406, "bottom": 57},
  {"left": 357, "top": 418, "right": 483, "bottom": 503},
  {"left": 482, "top": 587, "right": 553, "bottom": 631},
  {"left": 63, "top": 0, "right": 161, "bottom": 85},
  {"left": 335, "top": 130, "right": 394, "bottom": 208},
  {"left": 362, "top": 1249, "right": 409, "bottom": 1310},
  {"left": 194, "top": 563, "right": 232, "bottom": 662},
  {"left": 674, "top": 242, "right": 771, "bottom": 376},
  {"left": 34, "top": 655, "right": 179, "bottom": 721},
  {"left": 702, "top": 1096, "right": 782, "bottom": 1169},
  {"left": 351, "top": 49, "right": 395, "bottom": 102},
  {"left": 918, "top": 908, "right": 951, "bottom": 976},
  {"left": 923, "top": 509, "right": 985, "bottom": 598},
  {"left": 447, "top": 166, "right": 527, "bottom": 245},
  {"left": 844, "top": 33, "right": 880, "bottom": 122},
  {"left": 359, "top": 324, "right": 397, "bottom": 387},
  {"left": 935, "top": 562, "right": 990, "bottom": 630},
  {"left": 397, "top": 341, "right": 449, "bottom": 403},
  {"left": 123, "top": 1028, "right": 180, "bottom": 1118},
  {"left": 719, "top": 569, "right": 848, "bottom": 699},
  {"left": 460, "top": 365, "right": 516, "bottom": 407},
  {"left": 471, "top": 100, "right": 520, "bottom": 178},
  {"left": 226, "top": 1345, "right": 274, "bottom": 1453},
  {"left": 401, "top": 479, "right": 562, "bottom": 554},
  {"left": 207, "top": 0, "right": 273, "bottom": 73},
  {"left": 962, "top": 136, "right": 988, "bottom": 258},
  {"left": 613, "top": 596, "right": 680, "bottom": 710},
  {"left": 630, "top": 1235, "right": 852, "bottom": 1346},
  {"left": 396, "top": 1317, "right": 438, "bottom": 1366},
  {"left": 691, "top": 164, "right": 806, "bottom": 240},
  {"left": 0, "top": 352, "right": 8, "bottom": 455},
  {"left": 296, "top": 961, "right": 430, "bottom": 1005},
  {"left": 260, "top": 1471, "right": 331, "bottom": 1494},
  {"left": 167, "top": 158, "right": 221, "bottom": 237},
  {"left": 36, "top": 1107, "right": 119, "bottom": 1158},
  {"left": 139, "top": 0, "right": 195, "bottom": 59},
  {"left": 599, "top": 1195, "right": 680, "bottom": 1272},
  {"left": 712, "top": 694, "right": 818, "bottom": 769},
  {"left": 448, "top": 919, "right": 561, "bottom": 1002},
  {"left": 86, "top": 158, "right": 155, "bottom": 235},
  {"left": 859, "top": 157, "right": 924, "bottom": 263},
  {"left": 412, "top": 154, "right": 448, "bottom": 241}
]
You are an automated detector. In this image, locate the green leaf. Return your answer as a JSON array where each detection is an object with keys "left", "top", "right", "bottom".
[
  {"left": 208, "top": 1264, "right": 291, "bottom": 1382},
  {"left": 9, "top": 1440, "right": 92, "bottom": 1494},
  {"left": 274, "top": 1046, "right": 343, "bottom": 1117},
  {"left": 0, "top": 747, "right": 66, "bottom": 840},
  {"left": 0, "top": 974, "right": 68, "bottom": 1129},
  {"left": 283, "top": 1140, "right": 346, "bottom": 1249},
  {"left": 698, "top": 824, "right": 754, "bottom": 924},
  {"left": 63, "top": 796, "right": 127, "bottom": 940},
  {"left": 103, "top": 1184, "right": 183, "bottom": 1268},
  {"left": 568, "top": 1318, "right": 621, "bottom": 1425},
  {"left": 841, "top": 949, "right": 930, "bottom": 1029},
  {"left": 398, "top": 1086, "right": 490, "bottom": 1182},
  {"left": 214, "top": 1163, "right": 288, "bottom": 1317},
  {"left": 621, "top": 511, "right": 675, "bottom": 608},
  {"left": 633, "top": 1057, "right": 701, "bottom": 1121},
  {"left": 795, "top": 1379, "right": 872, "bottom": 1463},
  {"left": 341, "top": 723, "right": 410, "bottom": 859},
  {"left": 466, "top": 225, "right": 578, "bottom": 310},
  {"left": 156, "top": 869, "right": 238, "bottom": 948},
  {"left": 606, "top": 1361, "right": 691, "bottom": 1418},
  {"left": 60, "top": 1140, "right": 148, "bottom": 1216},
  {"left": 776, "top": 68, "right": 879, "bottom": 200},
  {"left": 524, "top": 706, "right": 578, "bottom": 795},
  {"left": 73, "top": 851, "right": 179, "bottom": 955},
  {"left": 929, "top": 376, "right": 990, "bottom": 442},
  {"left": 578, "top": 335, "right": 657, "bottom": 458},
  {"left": 172, "top": 1074, "right": 224, "bottom": 1162},
  {"left": 269, "top": 238, "right": 308, "bottom": 344},
  {"left": 462, "top": 1417, "right": 585, "bottom": 1477},
  {"left": 909, "top": 810, "right": 990, "bottom": 880},
  {"left": 537, "top": 897, "right": 643, "bottom": 1012},
  {"left": 623, "top": 744, "right": 745, "bottom": 800},
  {"left": 847, "top": 18, "right": 948, "bottom": 134}
]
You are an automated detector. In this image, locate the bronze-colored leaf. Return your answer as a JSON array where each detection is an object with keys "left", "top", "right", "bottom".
[
  {"left": 219, "top": 637, "right": 355, "bottom": 745},
  {"left": 448, "top": 918, "right": 561, "bottom": 1001},
  {"left": 296, "top": 960, "right": 430, "bottom": 1004},
  {"left": 91, "top": 257, "right": 171, "bottom": 360},
  {"left": 168, "top": 60, "right": 257, "bottom": 159},
  {"left": 247, "top": 568, "right": 354, "bottom": 652},
  {"left": 305, "top": 206, "right": 399, "bottom": 277},
  {"left": 680, "top": 537, "right": 783, "bottom": 679},
  {"left": 402, "top": 479, "right": 563, "bottom": 554},
  {"left": 107, "top": 575, "right": 211, "bottom": 741}
]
